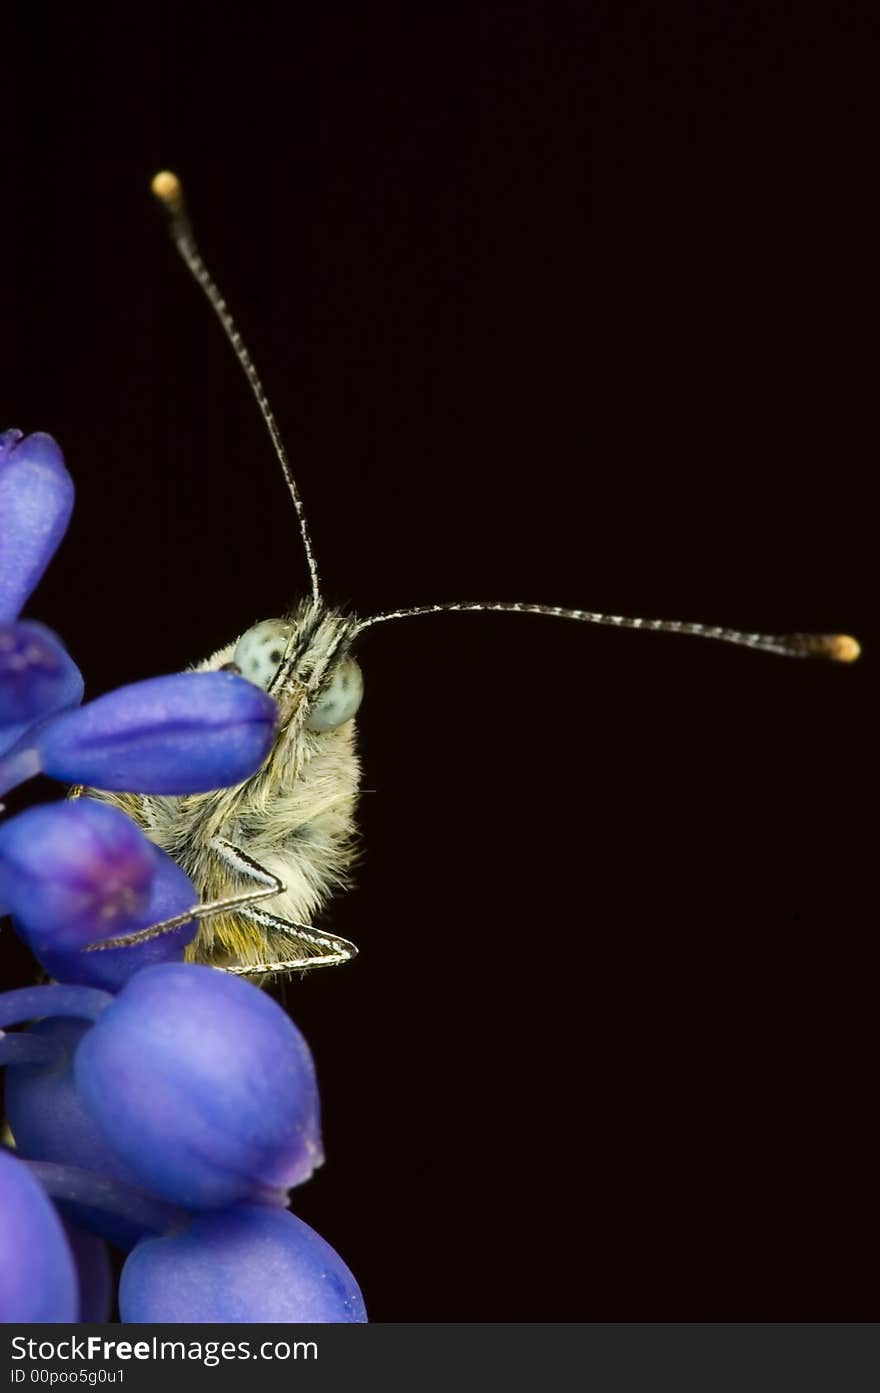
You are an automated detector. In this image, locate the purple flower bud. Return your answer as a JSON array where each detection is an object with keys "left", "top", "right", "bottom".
[
  {"left": 0, "top": 431, "right": 74, "bottom": 624},
  {"left": 65, "top": 872, "right": 198, "bottom": 991},
  {"left": 0, "top": 800, "right": 198, "bottom": 988},
  {"left": 119, "top": 1204, "right": 367, "bottom": 1323},
  {"left": 0, "top": 620, "right": 84, "bottom": 745},
  {"left": 32, "top": 670, "right": 278, "bottom": 794},
  {"left": 44, "top": 851, "right": 198, "bottom": 991},
  {"left": 74, "top": 963, "right": 324, "bottom": 1209},
  {"left": 0, "top": 799, "right": 151, "bottom": 933},
  {"left": 0, "top": 1147, "right": 79, "bottom": 1322}
]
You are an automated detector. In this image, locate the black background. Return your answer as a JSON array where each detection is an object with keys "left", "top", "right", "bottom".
[{"left": 2, "top": 3, "right": 875, "bottom": 1320}]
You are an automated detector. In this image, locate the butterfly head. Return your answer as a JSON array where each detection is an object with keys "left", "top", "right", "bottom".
[{"left": 223, "top": 603, "right": 363, "bottom": 734}]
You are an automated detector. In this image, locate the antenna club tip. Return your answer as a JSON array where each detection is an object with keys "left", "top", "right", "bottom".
[
  {"left": 151, "top": 170, "right": 183, "bottom": 207},
  {"left": 829, "top": 633, "right": 861, "bottom": 663}
]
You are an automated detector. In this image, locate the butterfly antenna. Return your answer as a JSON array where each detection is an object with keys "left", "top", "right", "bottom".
[
  {"left": 354, "top": 601, "right": 860, "bottom": 662},
  {"left": 151, "top": 170, "right": 321, "bottom": 603}
]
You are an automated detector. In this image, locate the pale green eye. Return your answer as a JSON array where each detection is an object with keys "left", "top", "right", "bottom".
[
  {"left": 306, "top": 658, "right": 364, "bottom": 732},
  {"left": 233, "top": 619, "right": 293, "bottom": 690}
]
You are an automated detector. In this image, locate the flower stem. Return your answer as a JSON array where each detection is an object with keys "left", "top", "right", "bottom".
[
  {"left": 24, "top": 1159, "right": 187, "bottom": 1236},
  {"left": 0, "top": 983, "right": 113, "bottom": 1029}
]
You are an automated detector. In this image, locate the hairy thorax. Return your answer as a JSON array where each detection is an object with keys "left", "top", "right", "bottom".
[{"left": 83, "top": 616, "right": 363, "bottom": 972}]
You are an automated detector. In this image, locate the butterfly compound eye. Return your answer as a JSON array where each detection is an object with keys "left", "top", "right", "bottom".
[
  {"left": 306, "top": 658, "right": 364, "bottom": 732},
  {"left": 233, "top": 619, "right": 294, "bottom": 690}
]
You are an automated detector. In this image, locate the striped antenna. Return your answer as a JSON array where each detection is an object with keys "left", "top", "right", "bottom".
[
  {"left": 354, "top": 601, "right": 860, "bottom": 662},
  {"left": 151, "top": 171, "right": 322, "bottom": 604}
]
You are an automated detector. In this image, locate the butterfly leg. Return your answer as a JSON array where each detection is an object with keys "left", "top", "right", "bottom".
[
  {"left": 84, "top": 837, "right": 357, "bottom": 973},
  {"left": 81, "top": 840, "right": 283, "bottom": 953},
  {"left": 211, "top": 840, "right": 358, "bottom": 976},
  {"left": 223, "top": 906, "right": 358, "bottom": 976}
]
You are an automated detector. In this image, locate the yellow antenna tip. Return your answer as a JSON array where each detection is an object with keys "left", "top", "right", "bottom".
[
  {"left": 830, "top": 634, "right": 861, "bottom": 663},
  {"left": 151, "top": 170, "right": 183, "bottom": 208}
]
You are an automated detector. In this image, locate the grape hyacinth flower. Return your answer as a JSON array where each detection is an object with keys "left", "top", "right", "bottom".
[
  {"left": 2, "top": 963, "right": 324, "bottom": 1223},
  {"left": 0, "top": 429, "right": 366, "bottom": 1321},
  {"left": 0, "top": 431, "right": 82, "bottom": 759},
  {"left": 0, "top": 429, "right": 279, "bottom": 800},
  {"left": 0, "top": 971, "right": 365, "bottom": 1321},
  {"left": 0, "top": 428, "right": 278, "bottom": 983},
  {"left": 74, "top": 963, "right": 324, "bottom": 1208}
]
